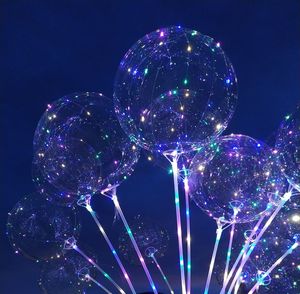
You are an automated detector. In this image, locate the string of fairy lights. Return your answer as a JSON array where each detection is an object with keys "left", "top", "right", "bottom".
[{"left": 6, "top": 26, "right": 300, "bottom": 293}]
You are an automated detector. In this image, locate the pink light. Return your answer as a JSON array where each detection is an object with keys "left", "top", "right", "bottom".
[{"left": 160, "top": 31, "right": 164, "bottom": 37}]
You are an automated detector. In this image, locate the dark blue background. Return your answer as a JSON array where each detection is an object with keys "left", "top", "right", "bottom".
[{"left": 1, "top": 1, "right": 299, "bottom": 293}]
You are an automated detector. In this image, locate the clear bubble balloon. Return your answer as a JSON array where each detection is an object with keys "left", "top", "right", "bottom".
[
  {"left": 258, "top": 265, "right": 300, "bottom": 294},
  {"left": 275, "top": 195, "right": 300, "bottom": 242},
  {"left": 7, "top": 193, "right": 80, "bottom": 261},
  {"left": 248, "top": 236, "right": 295, "bottom": 292},
  {"left": 33, "top": 92, "right": 140, "bottom": 205},
  {"left": 276, "top": 106, "right": 300, "bottom": 191},
  {"left": 114, "top": 26, "right": 238, "bottom": 153},
  {"left": 118, "top": 215, "right": 169, "bottom": 265},
  {"left": 39, "top": 251, "right": 96, "bottom": 294},
  {"left": 188, "top": 134, "right": 286, "bottom": 223}
]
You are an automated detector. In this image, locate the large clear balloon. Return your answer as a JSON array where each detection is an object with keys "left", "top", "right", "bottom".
[
  {"left": 7, "top": 193, "right": 80, "bottom": 261},
  {"left": 276, "top": 106, "right": 300, "bottom": 191},
  {"left": 33, "top": 92, "right": 140, "bottom": 206},
  {"left": 118, "top": 215, "right": 169, "bottom": 265},
  {"left": 188, "top": 134, "right": 286, "bottom": 223},
  {"left": 114, "top": 26, "right": 238, "bottom": 153}
]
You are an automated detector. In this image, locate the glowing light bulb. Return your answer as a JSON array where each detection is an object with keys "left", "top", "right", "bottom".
[
  {"left": 187, "top": 45, "right": 192, "bottom": 52},
  {"left": 198, "top": 165, "right": 205, "bottom": 171},
  {"left": 291, "top": 214, "right": 300, "bottom": 223},
  {"left": 215, "top": 123, "right": 223, "bottom": 131}
]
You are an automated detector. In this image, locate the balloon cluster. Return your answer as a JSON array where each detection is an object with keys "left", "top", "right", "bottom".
[{"left": 7, "top": 26, "right": 300, "bottom": 294}]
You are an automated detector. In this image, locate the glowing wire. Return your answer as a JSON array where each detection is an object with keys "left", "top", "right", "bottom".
[
  {"left": 73, "top": 245, "right": 126, "bottom": 294},
  {"left": 223, "top": 220, "right": 236, "bottom": 286},
  {"left": 248, "top": 242, "right": 299, "bottom": 294},
  {"left": 86, "top": 274, "right": 113, "bottom": 294},
  {"left": 222, "top": 207, "right": 239, "bottom": 289},
  {"left": 89, "top": 209, "right": 136, "bottom": 294},
  {"left": 111, "top": 188, "right": 158, "bottom": 294},
  {"left": 183, "top": 167, "right": 192, "bottom": 294},
  {"left": 169, "top": 154, "right": 187, "bottom": 294},
  {"left": 234, "top": 278, "right": 241, "bottom": 294},
  {"left": 151, "top": 254, "right": 174, "bottom": 294},
  {"left": 204, "top": 220, "right": 223, "bottom": 294},
  {"left": 220, "top": 213, "right": 266, "bottom": 294},
  {"left": 77, "top": 195, "right": 136, "bottom": 293}
]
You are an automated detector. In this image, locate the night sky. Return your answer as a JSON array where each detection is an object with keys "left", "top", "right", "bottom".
[{"left": 1, "top": 1, "right": 300, "bottom": 293}]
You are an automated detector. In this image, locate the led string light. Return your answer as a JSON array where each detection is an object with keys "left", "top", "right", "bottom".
[
  {"left": 78, "top": 267, "right": 112, "bottom": 294},
  {"left": 220, "top": 212, "right": 267, "bottom": 293},
  {"left": 86, "top": 274, "right": 112, "bottom": 294},
  {"left": 183, "top": 166, "right": 192, "bottom": 294},
  {"left": 145, "top": 247, "right": 174, "bottom": 294},
  {"left": 164, "top": 151, "right": 187, "bottom": 294},
  {"left": 204, "top": 217, "right": 224, "bottom": 294},
  {"left": 223, "top": 205, "right": 240, "bottom": 288}
]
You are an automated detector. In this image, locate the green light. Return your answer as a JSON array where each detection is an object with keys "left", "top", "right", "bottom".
[
  {"left": 183, "top": 79, "right": 188, "bottom": 85},
  {"left": 191, "top": 30, "right": 197, "bottom": 36},
  {"left": 144, "top": 68, "right": 148, "bottom": 75},
  {"left": 172, "top": 90, "right": 177, "bottom": 95}
]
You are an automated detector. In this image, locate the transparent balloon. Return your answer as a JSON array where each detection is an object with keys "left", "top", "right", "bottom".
[
  {"left": 276, "top": 106, "right": 300, "bottom": 191},
  {"left": 275, "top": 195, "right": 300, "bottom": 241},
  {"left": 248, "top": 236, "right": 295, "bottom": 292},
  {"left": 258, "top": 266, "right": 300, "bottom": 294},
  {"left": 33, "top": 92, "right": 140, "bottom": 205},
  {"left": 118, "top": 215, "right": 169, "bottom": 265},
  {"left": 114, "top": 26, "right": 238, "bottom": 153},
  {"left": 7, "top": 193, "right": 80, "bottom": 261},
  {"left": 188, "top": 134, "right": 286, "bottom": 223},
  {"left": 39, "top": 251, "right": 96, "bottom": 294}
]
